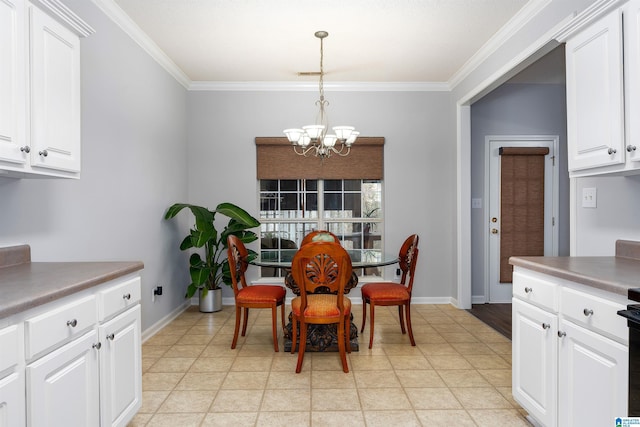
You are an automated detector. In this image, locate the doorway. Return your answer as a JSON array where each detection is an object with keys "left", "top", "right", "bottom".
[{"left": 485, "top": 136, "right": 559, "bottom": 302}]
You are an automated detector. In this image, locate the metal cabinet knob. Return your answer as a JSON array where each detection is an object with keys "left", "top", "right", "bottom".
[
  {"left": 491, "top": 228, "right": 499, "bottom": 234},
  {"left": 20, "top": 146, "right": 30, "bottom": 153},
  {"left": 627, "top": 145, "right": 637, "bottom": 152},
  {"left": 524, "top": 287, "right": 533, "bottom": 293},
  {"left": 558, "top": 331, "right": 566, "bottom": 338},
  {"left": 542, "top": 323, "right": 550, "bottom": 330},
  {"left": 93, "top": 342, "right": 102, "bottom": 350},
  {"left": 67, "top": 319, "right": 78, "bottom": 327},
  {"left": 583, "top": 308, "right": 594, "bottom": 316},
  {"left": 123, "top": 293, "right": 131, "bottom": 300},
  {"left": 608, "top": 147, "right": 617, "bottom": 155},
  {"left": 106, "top": 333, "right": 115, "bottom": 340},
  {"left": 39, "top": 150, "right": 48, "bottom": 157}
]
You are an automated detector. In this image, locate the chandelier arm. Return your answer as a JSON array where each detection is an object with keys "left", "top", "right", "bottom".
[{"left": 330, "top": 144, "right": 351, "bottom": 157}]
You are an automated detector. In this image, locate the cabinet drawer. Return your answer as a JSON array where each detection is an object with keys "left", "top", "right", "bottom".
[
  {"left": 561, "top": 287, "right": 628, "bottom": 344},
  {"left": 25, "top": 295, "right": 97, "bottom": 360},
  {"left": 98, "top": 276, "right": 141, "bottom": 321},
  {"left": 513, "top": 270, "right": 559, "bottom": 312},
  {"left": 0, "top": 325, "right": 20, "bottom": 372}
]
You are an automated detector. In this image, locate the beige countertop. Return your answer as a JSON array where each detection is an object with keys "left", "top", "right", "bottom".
[
  {"left": 509, "top": 255, "right": 640, "bottom": 297},
  {"left": 0, "top": 245, "right": 143, "bottom": 319}
]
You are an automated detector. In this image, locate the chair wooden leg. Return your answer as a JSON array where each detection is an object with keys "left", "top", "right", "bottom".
[
  {"left": 360, "top": 299, "right": 367, "bottom": 333},
  {"left": 398, "top": 305, "right": 407, "bottom": 334},
  {"left": 296, "top": 320, "right": 307, "bottom": 373},
  {"left": 345, "top": 314, "right": 352, "bottom": 354},
  {"left": 280, "top": 302, "right": 286, "bottom": 329},
  {"left": 337, "top": 319, "right": 349, "bottom": 373},
  {"left": 271, "top": 305, "right": 279, "bottom": 352},
  {"left": 291, "top": 315, "right": 297, "bottom": 354},
  {"left": 231, "top": 306, "right": 242, "bottom": 349},
  {"left": 368, "top": 303, "right": 375, "bottom": 349},
  {"left": 241, "top": 307, "right": 249, "bottom": 336},
  {"left": 406, "top": 303, "right": 416, "bottom": 346}
]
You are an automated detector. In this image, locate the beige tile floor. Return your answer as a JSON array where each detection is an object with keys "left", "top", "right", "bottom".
[{"left": 129, "top": 303, "right": 531, "bottom": 427}]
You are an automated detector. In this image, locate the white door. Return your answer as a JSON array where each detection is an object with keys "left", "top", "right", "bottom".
[
  {"left": 29, "top": 4, "right": 81, "bottom": 173},
  {"left": 486, "top": 136, "right": 558, "bottom": 302},
  {"left": 558, "top": 320, "right": 628, "bottom": 426},
  {"left": 512, "top": 298, "right": 558, "bottom": 427},
  {"left": 26, "top": 330, "right": 99, "bottom": 427},
  {"left": 99, "top": 305, "right": 142, "bottom": 427}
]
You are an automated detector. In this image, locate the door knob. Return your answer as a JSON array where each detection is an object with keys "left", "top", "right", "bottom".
[{"left": 491, "top": 228, "right": 499, "bottom": 234}]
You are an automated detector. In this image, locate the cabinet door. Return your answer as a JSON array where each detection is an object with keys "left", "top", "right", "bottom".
[
  {"left": 558, "top": 320, "right": 628, "bottom": 426},
  {"left": 99, "top": 305, "right": 142, "bottom": 427},
  {"left": 512, "top": 298, "right": 558, "bottom": 427},
  {"left": 29, "top": 4, "right": 80, "bottom": 173},
  {"left": 566, "top": 8, "right": 625, "bottom": 172},
  {"left": 625, "top": 0, "right": 640, "bottom": 165},
  {"left": 26, "top": 330, "right": 99, "bottom": 427},
  {"left": 0, "top": 0, "right": 26, "bottom": 167},
  {"left": 0, "top": 371, "right": 25, "bottom": 427}
]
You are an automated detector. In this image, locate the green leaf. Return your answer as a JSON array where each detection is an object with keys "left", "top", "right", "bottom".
[
  {"left": 215, "top": 202, "right": 260, "bottom": 228},
  {"left": 190, "top": 265, "right": 211, "bottom": 286}
]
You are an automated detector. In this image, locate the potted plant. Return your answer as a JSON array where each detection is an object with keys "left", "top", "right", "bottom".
[{"left": 164, "top": 202, "right": 261, "bottom": 312}]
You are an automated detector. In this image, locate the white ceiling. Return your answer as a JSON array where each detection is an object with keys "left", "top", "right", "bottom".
[{"left": 112, "top": 0, "right": 531, "bottom": 84}]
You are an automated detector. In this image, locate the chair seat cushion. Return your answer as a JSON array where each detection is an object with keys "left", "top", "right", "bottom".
[
  {"left": 361, "top": 282, "right": 410, "bottom": 301},
  {"left": 291, "top": 294, "right": 351, "bottom": 318},
  {"left": 237, "top": 285, "right": 285, "bottom": 304}
]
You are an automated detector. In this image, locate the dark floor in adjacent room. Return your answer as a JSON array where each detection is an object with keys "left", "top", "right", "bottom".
[{"left": 467, "top": 304, "right": 512, "bottom": 340}]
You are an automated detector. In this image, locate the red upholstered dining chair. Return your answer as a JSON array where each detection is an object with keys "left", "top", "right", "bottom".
[
  {"left": 227, "top": 235, "right": 286, "bottom": 351},
  {"left": 360, "top": 234, "right": 419, "bottom": 349},
  {"left": 290, "top": 242, "right": 353, "bottom": 373},
  {"left": 300, "top": 230, "right": 340, "bottom": 246}
]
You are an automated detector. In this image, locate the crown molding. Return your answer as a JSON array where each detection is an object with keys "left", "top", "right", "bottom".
[
  {"left": 90, "top": 0, "right": 190, "bottom": 88},
  {"left": 448, "top": 0, "right": 552, "bottom": 89},
  {"left": 33, "top": 0, "right": 95, "bottom": 37},
  {"left": 188, "top": 81, "right": 450, "bottom": 92},
  {"left": 554, "top": 0, "right": 625, "bottom": 42}
]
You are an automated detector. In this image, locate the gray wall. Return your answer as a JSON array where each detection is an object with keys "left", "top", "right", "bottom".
[
  {"left": 574, "top": 175, "right": 640, "bottom": 255},
  {"left": 469, "top": 82, "right": 570, "bottom": 300},
  {"left": 186, "top": 90, "right": 458, "bottom": 302},
  {"left": 0, "top": 0, "right": 189, "bottom": 331}
]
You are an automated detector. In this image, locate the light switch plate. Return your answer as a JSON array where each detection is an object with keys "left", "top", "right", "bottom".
[{"left": 582, "top": 187, "right": 597, "bottom": 208}]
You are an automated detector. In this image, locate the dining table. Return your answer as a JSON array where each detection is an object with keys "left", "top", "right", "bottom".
[{"left": 248, "top": 249, "right": 399, "bottom": 352}]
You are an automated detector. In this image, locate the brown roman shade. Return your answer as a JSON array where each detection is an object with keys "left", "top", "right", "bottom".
[
  {"left": 256, "top": 137, "right": 384, "bottom": 180},
  {"left": 499, "top": 146, "right": 549, "bottom": 283}
]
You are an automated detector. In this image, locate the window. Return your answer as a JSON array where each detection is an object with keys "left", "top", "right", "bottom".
[{"left": 259, "top": 178, "right": 383, "bottom": 277}]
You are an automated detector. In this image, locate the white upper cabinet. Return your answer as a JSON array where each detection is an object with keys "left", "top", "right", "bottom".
[
  {"left": 0, "top": 0, "right": 93, "bottom": 178},
  {"left": 563, "top": 0, "right": 640, "bottom": 177},
  {"left": 0, "top": 0, "right": 27, "bottom": 167},
  {"left": 565, "top": 7, "right": 624, "bottom": 174}
]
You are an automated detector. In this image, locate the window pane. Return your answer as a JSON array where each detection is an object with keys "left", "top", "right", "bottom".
[
  {"left": 260, "top": 180, "right": 278, "bottom": 191},
  {"left": 344, "top": 179, "right": 360, "bottom": 191},
  {"left": 324, "top": 193, "right": 342, "bottom": 212},
  {"left": 344, "top": 193, "right": 361, "bottom": 217},
  {"left": 280, "top": 180, "right": 298, "bottom": 191},
  {"left": 324, "top": 180, "right": 342, "bottom": 191}
]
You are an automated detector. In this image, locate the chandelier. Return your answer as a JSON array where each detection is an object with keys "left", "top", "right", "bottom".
[{"left": 283, "top": 31, "right": 358, "bottom": 158}]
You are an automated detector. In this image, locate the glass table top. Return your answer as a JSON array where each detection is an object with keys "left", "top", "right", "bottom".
[{"left": 249, "top": 249, "right": 398, "bottom": 269}]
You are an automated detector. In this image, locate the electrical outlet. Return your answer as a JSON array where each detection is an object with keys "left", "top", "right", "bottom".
[{"left": 152, "top": 286, "right": 163, "bottom": 302}]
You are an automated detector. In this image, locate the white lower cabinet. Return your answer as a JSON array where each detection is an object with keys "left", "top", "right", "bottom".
[
  {"left": 512, "top": 267, "right": 629, "bottom": 427},
  {"left": 26, "top": 330, "right": 100, "bottom": 426},
  {"left": 0, "top": 324, "right": 25, "bottom": 427},
  {"left": 98, "top": 305, "right": 142, "bottom": 427},
  {"left": 512, "top": 298, "right": 558, "bottom": 427},
  {"left": 558, "top": 320, "right": 628, "bottom": 427},
  {"left": 6, "top": 273, "right": 142, "bottom": 426}
]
